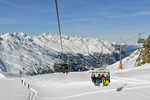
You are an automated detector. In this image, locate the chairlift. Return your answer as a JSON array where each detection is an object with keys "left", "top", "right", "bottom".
[
  {"left": 120, "top": 50, "right": 126, "bottom": 54},
  {"left": 91, "top": 67, "right": 111, "bottom": 86},
  {"left": 54, "top": 0, "right": 70, "bottom": 74},
  {"left": 91, "top": 69, "right": 110, "bottom": 77},
  {"left": 54, "top": 61, "right": 70, "bottom": 73},
  {"left": 138, "top": 33, "right": 145, "bottom": 43},
  {"left": 138, "top": 38, "right": 145, "bottom": 43},
  {"left": 91, "top": 68, "right": 110, "bottom": 86},
  {"left": 54, "top": 52, "right": 71, "bottom": 73}
]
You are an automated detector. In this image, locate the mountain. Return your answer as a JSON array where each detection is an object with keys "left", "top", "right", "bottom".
[
  {"left": 135, "top": 35, "right": 150, "bottom": 66},
  {"left": 1, "top": 38, "right": 150, "bottom": 100},
  {"left": 0, "top": 32, "right": 56, "bottom": 75},
  {"left": 0, "top": 32, "right": 140, "bottom": 75},
  {"left": 0, "top": 49, "right": 150, "bottom": 100}
]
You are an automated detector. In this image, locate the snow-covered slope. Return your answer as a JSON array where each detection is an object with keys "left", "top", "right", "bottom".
[
  {"left": 0, "top": 73, "right": 6, "bottom": 79},
  {"left": 0, "top": 32, "right": 141, "bottom": 75},
  {"left": 108, "top": 49, "right": 141, "bottom": 70},
  {"left": 0, "top": 48, "right": 150, "bottom": 100},
  {"left": 0, "top": 60, "right": 150, "bottom": 100},
  {"left": 0, "top": 33, "right": 57, "bottom": 75}
]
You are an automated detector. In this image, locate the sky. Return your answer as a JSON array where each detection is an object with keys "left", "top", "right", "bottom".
[{"left": 0, "top": 0, "right": 150, "bottom": 42}]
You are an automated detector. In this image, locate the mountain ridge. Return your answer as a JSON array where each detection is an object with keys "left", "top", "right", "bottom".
[{"left": 0, "top": 32, "right": 140, "bottom": 75}]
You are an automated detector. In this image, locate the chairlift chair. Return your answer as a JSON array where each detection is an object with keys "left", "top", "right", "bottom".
[
  {"left": 138, "top": 39, "right": 145, "bottom": 43},
  {"left": 138, "top": 33, "right": 145, "bottom": 43},
  {"left": 120, "top": 50, "right": 126, "bottom": 54},
  {"left": 54, "top": 53, "right": 70, "bottom": 73},
  {"left": 91, "top": 69, "right": 110, "bottom": 85},
  {"left": 54, "top": 61, "right": 70, "bottom": 73}
]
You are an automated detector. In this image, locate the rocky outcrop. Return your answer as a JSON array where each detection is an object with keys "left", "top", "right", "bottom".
[{"left": 135, "top": 35, "right": 150, "bottom": 66}]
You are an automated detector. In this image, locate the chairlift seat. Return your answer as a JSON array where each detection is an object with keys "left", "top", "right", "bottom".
[
  {"left": 54, "top": 61, "right": 70, "bottom": 73},
  {"left": 138, "top": 39, "right": 145, "bottom": 43}
]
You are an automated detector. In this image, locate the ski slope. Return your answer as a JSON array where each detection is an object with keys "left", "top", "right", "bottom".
[
  {"left": 1, "top": 64, "right": 150, "bottom": 100},
  {"left": 1, "top": 49, "right": 150, "bottom": 100}
]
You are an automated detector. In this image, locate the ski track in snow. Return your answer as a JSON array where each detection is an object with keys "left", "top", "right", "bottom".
[
  {"left": 14, "top": 93, "right": 28, "bottom": 97},
  {"left": 112, "top": 76, "right": 150, "bottom": 84},
  {"left": 28, "top": 88, "right": 38, "bottom": 100},
  {"left": 27, "top": 76, "right": 150, "bottom": 100},
  {"left": 37, "top": 85, "right": 150, "bottom": 100},
  {"left": 36, "top": 78, "right": 56, "bottom": 91}
]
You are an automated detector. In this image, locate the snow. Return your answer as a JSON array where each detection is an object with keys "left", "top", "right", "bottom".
[
  {"left": 0, "top": 73, "right": 6, "bottom": 79},
  {"left": 108, "top": 49, "right": 141, "bottom": 70},
  {"left": 1, "top": 66, "right": 150, "bottom": 100},
  {"left": 0, "top": 32, "right": 142, "bottom": 75},
  {"left": 25, "top": 67, "right": 150, "bottom": 100},
  {"left": 1, "top": 32, "right": 149, "bottom": 100},
  {"left": 0, "top": 50, "right": 150, "bottom": 100}
]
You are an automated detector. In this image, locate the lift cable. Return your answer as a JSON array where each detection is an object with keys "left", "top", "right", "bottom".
[
  {"left": 122, "top": 47, "right": 142, "bottom": 54},
  {"left": 55, "top": 0, "right": 63, "bottom": 56},
  {"left": 122, "top": 30, "right": 150, "bottom": 43}
]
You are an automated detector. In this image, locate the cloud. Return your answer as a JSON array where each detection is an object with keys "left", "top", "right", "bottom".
[
  {"left": 0, "top": 0, "right": 24, "bottom": 8},
  {"left": 105, "top": 11, "right": 150, "bottom": 19},
  {"left": 0, "top": 18, "right": 15, "bottom": 24},
  {"left": 62, "top": 18, "right": 98, "bottom": 24},
  {"left": 135, "top": 11, "right": 150, "bottom": 16}
]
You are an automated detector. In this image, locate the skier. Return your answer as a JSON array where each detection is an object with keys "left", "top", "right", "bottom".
[
  {"left": 81, "top": 67, "right": 85, "bottom": 71},
  {"left": 96, "top": 74, "right": 101, "bottom": 86},
  {"left": 91, "top": 73, "right": 97, "bottom": 86},
  {"left": 101, "top": 74, "right": 106, "bottom": 86},
  {"left": 105, "top": 75, "right": 110, "bottom": 86}
]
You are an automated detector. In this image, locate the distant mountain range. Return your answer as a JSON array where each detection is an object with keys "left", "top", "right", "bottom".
[{"left": 0, "top": 32, "right": 141, "bottom": 75}]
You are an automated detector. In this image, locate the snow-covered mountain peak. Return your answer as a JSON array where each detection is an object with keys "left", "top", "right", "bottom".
[
  {"left": 35, "top": 33, "right": 115, "bottom": 55},
  {"left": 0, "top": 32, "right": 141, "bottom": 75},
  {"left": 0, "top": 33, "right": 4, "bottom": 35},
  {"left": 1, "top": 32, "right": 27, "bottom": 38},
  {"left": 12, "top": 32, "right": 27, "bottom": 37},
  {"left": 0, "top": 32, "right": 33, "bottom": 44}
]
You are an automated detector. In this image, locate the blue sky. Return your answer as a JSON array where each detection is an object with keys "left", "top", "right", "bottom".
[{"left": 0, "top": 0, "right": 150, "bottom": 42}]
